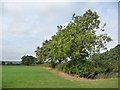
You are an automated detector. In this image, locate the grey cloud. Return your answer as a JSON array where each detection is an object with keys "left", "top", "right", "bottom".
[{"left": 1, "top": 2, "right": 118, "bottom": 61}]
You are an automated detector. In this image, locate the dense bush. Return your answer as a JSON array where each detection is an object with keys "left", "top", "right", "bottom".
[
  {"left": 56, "top": 45, "right": 119, "bottom": 79},
  {"left": 21, "top": 55, "right": 37, "bottom": 65},
  {"left": 56, "top": 60, "right": 98, "bottom": 79}
]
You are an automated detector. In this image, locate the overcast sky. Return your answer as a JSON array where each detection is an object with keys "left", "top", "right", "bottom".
[{"left": 0, "top": 0, "right": 119, "bottom": 61}]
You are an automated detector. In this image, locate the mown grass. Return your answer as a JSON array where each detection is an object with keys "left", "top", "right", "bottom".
[
  {"left": 0, "top": 65, "right": 2, "bottom": 89},
  {"left": 2, "top": 65, "right": 118, "bottom": 88}
]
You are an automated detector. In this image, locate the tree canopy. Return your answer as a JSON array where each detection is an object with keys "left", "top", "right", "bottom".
[
  {"left": 35, "top": 10, "right": 112, "bottom": 65},
  {"left": 21, "top": 55, "right": 37, "bottom": 65},
  {"left": 34, "top": 10, "right": 120, "bottom": 79}
]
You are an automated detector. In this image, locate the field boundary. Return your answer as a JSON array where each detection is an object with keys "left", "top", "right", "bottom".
[{"left": 43, "top": 67, "right": 114, "bottom": 82}]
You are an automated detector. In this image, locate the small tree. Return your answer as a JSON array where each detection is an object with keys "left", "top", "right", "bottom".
[
  {"left": 21, "top": 55, "right": 37, "bottom": 65},
  {"left": 2, "top": 61, "right": 5, "bottom": 65}
]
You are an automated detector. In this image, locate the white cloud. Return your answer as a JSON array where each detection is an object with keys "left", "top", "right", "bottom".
[{"left": 2, "top": 2, "right": 71, "bottom": 38}]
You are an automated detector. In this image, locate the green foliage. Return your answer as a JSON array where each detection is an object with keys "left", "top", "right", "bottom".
[
  {"left": 100, "top": 44, "right": 120, "bottom": 73},
  {"left": 56, "top": 60, "right": 97, "bottom": 79},
  {"left": 35, "top": 9, "right": 115, "bottom": 79},
  {"left": 35, "top": 9, "right": 112, "bottom": 64},
  {"left": 56, "top": 45, "right": 119, "bottom": 79},
  {"left": 21, "top": 55, "right": 37, "bottom": 65}
]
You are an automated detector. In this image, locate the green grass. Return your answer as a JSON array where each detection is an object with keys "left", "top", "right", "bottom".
[
  {"left": 0, "top": 65, "right": 2, "bottom": 89},
  {"left": 2, "top": 65, "right": 118, "bottom": 88}
]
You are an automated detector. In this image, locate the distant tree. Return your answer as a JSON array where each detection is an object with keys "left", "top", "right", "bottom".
[
  {"left": 8, "top": 62, "right": 13, "bottom": 65},
  {"left": 21, "top": 55, "right": 37, "bottom": 65},
  {"left": 2, "top": 61, "right": 5, "bottom": 65}
]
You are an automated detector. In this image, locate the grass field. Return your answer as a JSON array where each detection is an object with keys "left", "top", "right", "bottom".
[{"left": 2, "top": 65, "right": 118, "bottom": 88}]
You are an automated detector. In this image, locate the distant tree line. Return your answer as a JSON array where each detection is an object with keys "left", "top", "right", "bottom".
[
  {"left": 1, "top": 56, "right": 37, "bottom": 66},
  {"left": 1, "top": 61, "right": 21, "bottom": 65}
]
